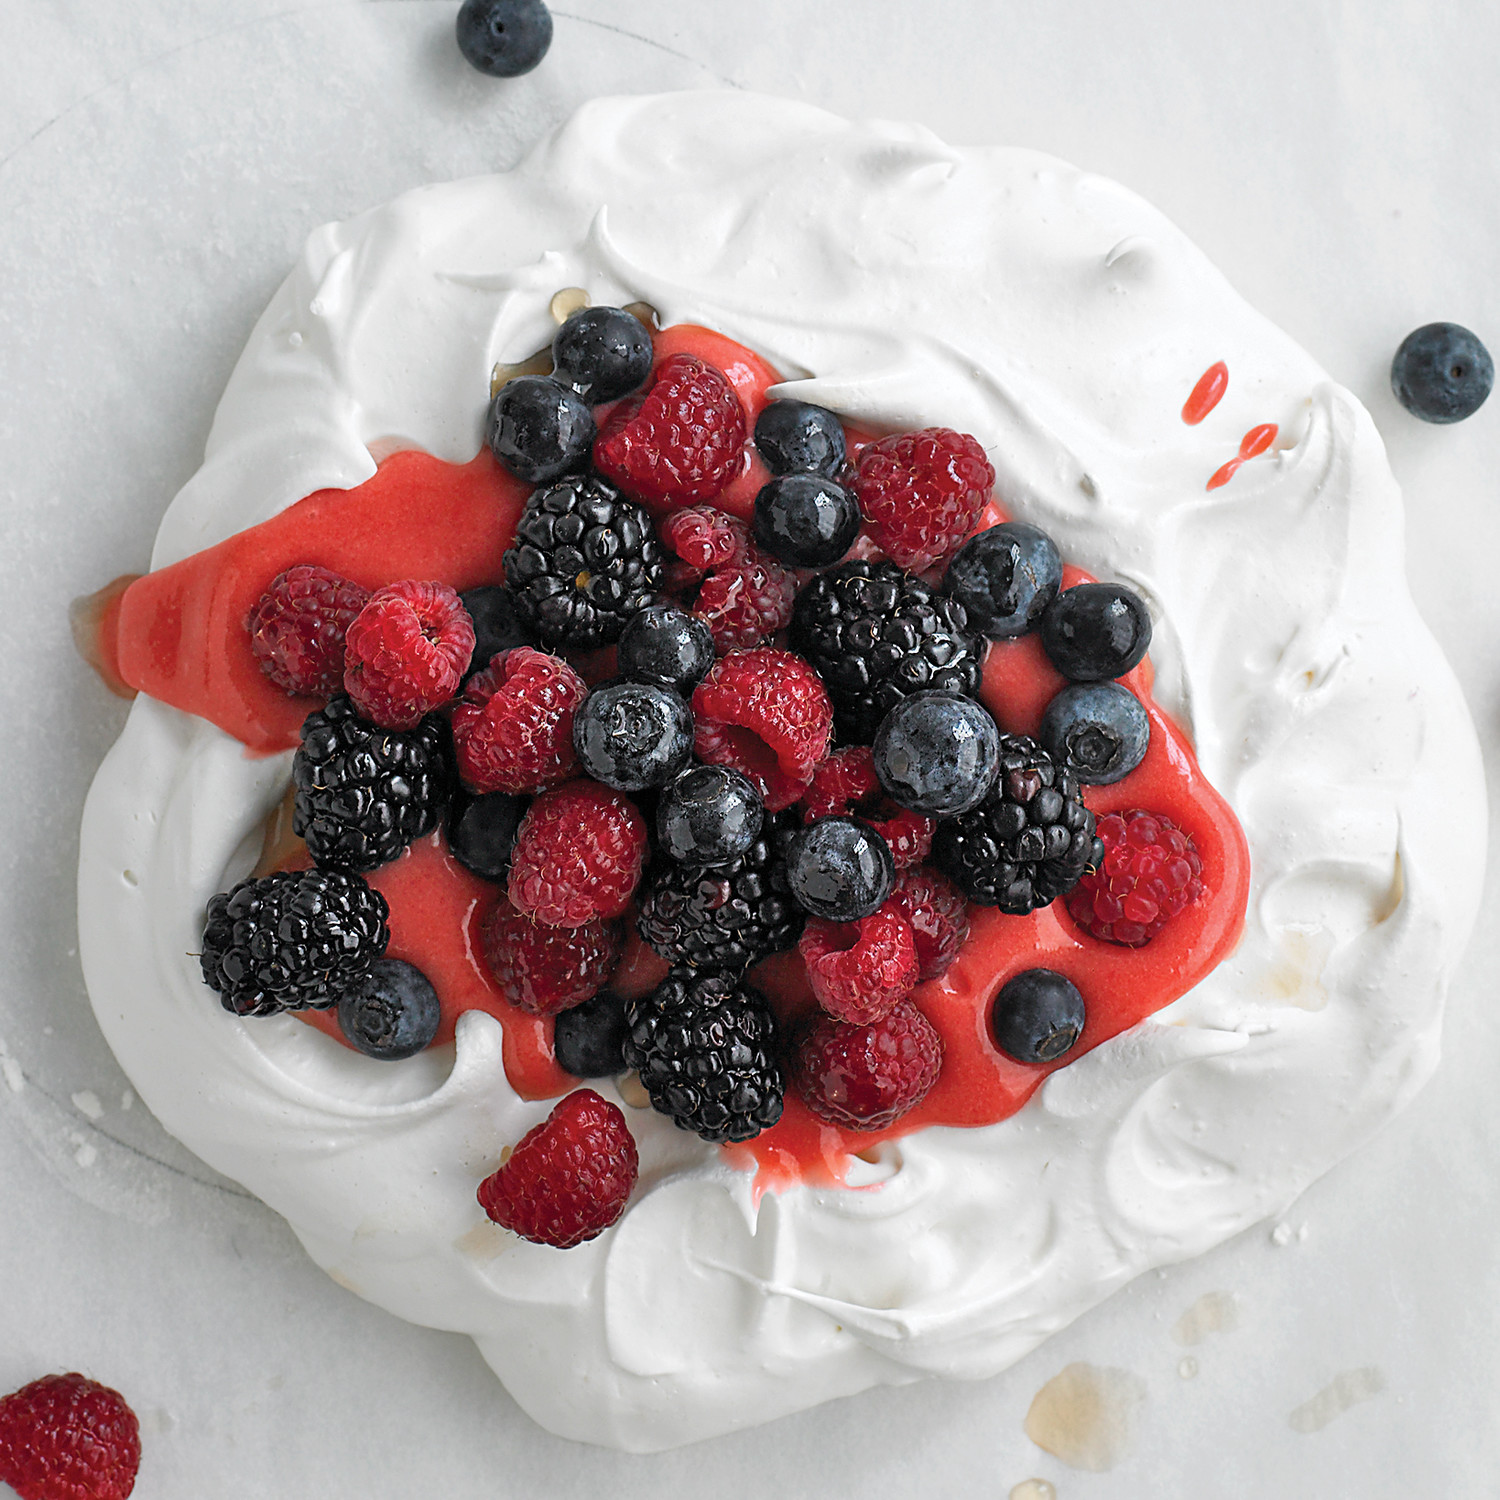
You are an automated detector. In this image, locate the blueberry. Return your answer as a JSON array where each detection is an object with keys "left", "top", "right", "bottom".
[
  {"left": 552, "top": 306, "right": 653, "bottom": 405},
  {"left": 1039, "top": 681, "right": 1149, "bottom": 785},
  {"left": 991, "top": 968, "right": 1085, "bottom": 1063},
  {"left": 447, "top": 790, "right": 528, "bottom": 880},
  {"left": 656, "top": 764, "right": 765, "bottom": 867},
  {"left": 944, "top": 522, "right": 1062, "bottom": 639},
  {"left": 752, "top": 473, "right": 861, "bottom": 568},
  {"left": 486, "top": 375, "right": 595, "bottom": 484},
  {"left": 459, "top": 585, "right": 531, "bottom": 680},
  {"left": 872, "top": 691, "right": 1000, "bottom": 816},
  {"left": 753, "top": 400, "right": 847, "bottom": 477},
  {"left": 616, "top": 605, "right": 715, "bottom": 694},
  {"left": 338, "top": 960, "right": 442, "bottom": 1061},
  {"left": 1391, "top": 322, "right": 1494, "bottom": 423},
  {"left": 785, "top": 816, "right": 894, "bottom": 921},
  {"left": 1040, "top": 582, "right": 1152, "bottom": 682},
  {"left": 455, "top": 0, "right": 553, "bottom": 77},
  {"left": 573, "top": 681, "right": 693, "bottom": 792},
  {"left": 553, "top": 989, "right": 630, "bottom": 1078}
]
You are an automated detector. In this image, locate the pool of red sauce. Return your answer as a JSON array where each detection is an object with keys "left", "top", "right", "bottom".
[{"left": 96, "top": 325, "right": 1249, "bottom": 1194}]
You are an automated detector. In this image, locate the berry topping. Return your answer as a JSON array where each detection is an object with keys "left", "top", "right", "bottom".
[
  {"left": 507, "top": 780, "right": 647, "bottom": 926},
  {"left": 1039, "top": 681, "right": 1150, "bottom": 786},
  {"left": 658, "top": 504, "right": 744, "bottom": 573},
  {"left": 477, "top": 1089, "right": 638, "bottom": 1248},
  {"left": 753, "top": 399, "right": 847, "bottom": 477},
  {"left": 660, "top": 507, "right": 797, "bottom": 653},
  {"left": 248, "top": 564, "right": 370, "bottom": 697},
  {"left": 1039, "top": 582, "right": 1152, "bottom": 682},
  {"left": 656, "top": 763, "right": 765, "bottom": 868},
  {"left": 480, "top": 897, "right": 622, "bottom": 1015},
  {"left": 0, "top": 1372, "right": 140, "bottom": 1500},
  {"left": 1391, "top": 321, "right": 1494, "bottom": 423},
  {"left": 458, "top": 585, "right": 532, "bottom": 680},
  {"left": 486, "top": 374, "right": 595, "bottom": 484},
  {"left": 888, "top": 865, "right": 970, "bottom": 981},
  {"left": 752, "top": 473, "right": 861, "bottom": 568},
  {"left": 623, "top": 969, "right": 784, "bottom": 1142},
  {"left": 943, "top": 521, "right": 1062, "bottom": 639},
  {"left": 200, "top": 869, "right": 389, "bottom": 1017},
  {"left": 342, "top": 580, "right": 475, "bottom": 730},
  {"left": 849, "top": 427, "right": 994, "bottom": 571},
  {"left": 552, "top": 988, "right": 631, "bottom": 1078},
  {"left": 800, "top": 745, "right": 935, "bottom": 869},
  {"left": 871, "top": 690, "right": 1001, "bottom": 818},
  {"left": 789, "top": 559, "right": 984, "bottom": 745},
  {"left": 447, "top": 789, "right": 528, "bottom": 880},
  {"left": 572, "top": 681, "right": 694, "bottom": 792},
  {"left": 793, "top": 1000, "right": 942, "bottom": 1131},
  {"left": 799, "top": 905, "right": 919, "bottom": 1024},
  {"left": 616, "top": 604, "right": 716, "bottom": 694},
  {"left": 502, "top": 474, "right": 665, "bottom": 649},
  {"left": 990, "top": 968, "right": 1086, "bottom": 1063},
  {"left": 1065, "top": 809, "right": 1204, "bottom": 947},
  {"left": 552, "top": 305, "right": 653, "bottom": 404},
  {"left": 293, "top": 695, "right": 452, "bottom": 872},
  {"left": 593, "top": 352, "right": 748, "bottom": 510},
  {"left": 451, "top": 646, "right": 586, "bottom": 795},
  {"left": 691, "top": 648, "right": 833, "bottom": 812},
  {"left": 337, "top": 959, "right": 442, "bottom": 1060},
  {"left": 932, "top": 735, "right": 1096, "bottom": 914},
  {"left": 785, "top": 815, "right": 896, "bottom": 921}
]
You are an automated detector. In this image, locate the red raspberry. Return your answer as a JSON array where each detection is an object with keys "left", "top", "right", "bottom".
[
  {"left": 1066, "top": 809, "right": 1204, "bottom": 947},
  {"left": 793, "top": 1000, "right": 943, "bottom": 1131},
  {"left": 452, "top": 647, "right": 585, "bottom": 795},
  {"left": 851, "top": 428, "right": 995, "bottom": 571},
  {"left": 658, "top": 505, "right": 746, "bottom": 575},
  {"left": 661, "top": 507, "right": 797, "bottom": 653},
  {"left": 593, "top": 353, "right": 747, "bottom": 511},
  {"left": 888, "top": 865, "right": 970, "bottom": 981},
  {"left": 800, "top": 746, "right": 935, "bottom": 869},
  {"left": 342, "top": 580, "right": 475, "bottom": 729},
  {"left": 480, "top": 898, "right": 621, "bottom": 1016},
  {"left": 0, "top": 1373, "right": 141, "bottom": 1500},
  {"left": 799, "top": 904, "right": 919, "bottom": 1024},
  {"left": 692, "top": 649, "right": 833, "bottom": 812},
  {"left": 508, "top": 781, "right": 647, "bottom": 927},
  {"left": 247, "top": 564, "right": 370, "bottom": 698},
  {"left": 477, "top": 1088, "right": 638, "bottom": 1248}
]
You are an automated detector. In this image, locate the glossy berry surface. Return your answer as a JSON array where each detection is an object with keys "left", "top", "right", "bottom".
[
  {"left": 459, "top": 585, "right": 531, "bottom": 680},
  {"left": 552, "top": 305, "right": 653, "bottom": 404},
  {"left": 616, "top": 604, "right": 715, "bottom": 693},
  {"left": 799, "top": 905, "right": 919, "bottom": 1025},
  {"left": 656, "top": 763, "right": 764, "bottom": 867},
  {"left": 800, "top": 745, "right": 934, "bottom": 869},
  {"left": 943, "top": 521, "right": 1062, "bottom": 639},
  {"left": 447, "top": 789, "right": 528, "bottom": 880},
  {"left": 337, "top": 959, "right": 442, "bottom": 1060},
  {"left": 850, "top": 427, "right": 994, "bottom": 570},
  {"left": 785, "top": 815, "right": 895, "bottom": 921},
  {"left": 1066, "top": 809, "right": 1204, "bottom": 946},
  {"left": 507, "top": 780, "right": 647, "bottom": 926},
  {"left": 1391, "top": 321, "right": 1494, "bottom": 423},
  {"left": 663, "top": 507, "right": 797, "bottom": 652},
  {"left": 248, "top": 563, "right": 370, "bottom": 697},
  {"left": 888, "top": 865, "right": 970, "bottom": 981},
  {"left": 752, "top": 473, "right": 861, "bottom": 567},
  {"left": 753, "top": 399, "right": 847, "bottom": 477},
  {"left": 486, "top": 374, "right": 596, "bottom": 484},
  {"left": 1039, "top": 582, "right": 1152, "bottom": 682},
  {"left": 572, "top": 681, "right": 694, "bottom": 791},
  {"left": 342, "top": 579, "right": 475, "bottom": 729},
  {"left": 552, "top": 989, "right": 631, "bottom": 1077},
  {"left": 1039, "top": 681, "right": 1150, "bottom": 785},
  {"left": 455, "top": 0, "right": 553, "bottom": 76},
  {"left": 480, "top": 898, "right": 621, "bottom": 1016},
  {"left": 451, "top": 646, "right": 585, "bottom": 795},
  {"left": 871, "top": 690, "right": 1001, "bottom": 817},
  {"left": 793, "top": 999, "right": 943, "bottom": 1131},
  {"left": 990, "top": 968, "right": 1086, "bottom": 1063},
  {"left": 0, "top": 1372, "right": 141, "bottom": 1500}
]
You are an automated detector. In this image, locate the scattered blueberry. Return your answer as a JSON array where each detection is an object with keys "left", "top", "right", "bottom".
[
  {"left": 616, "top": 604, "right": 716, "bottom": 694},
  {"left": 785, "top": 816, "right": 895, "bottom": 921},
  {"left": 1039, "top": 681, "right": 1149, "bottom": 785},
  {"left": 552, "top": 305, "right": 654, "bottom": 404},
  {"left": 447, "top": 790, "right": 529, "bottom": 880},
  {"left": 337, "top": 959, "right": 442, "bottom": 1061},
  {"left": 944, "top": 522, "right": 1062, "bottom": 639},
  {"left": 1391, "top": 322, "right": 1494, "bottom": 423},
  {"left": 752, "top": 473, "right": 862, "bottom": 568},
  {"left": 573, "top": 681, "right": 693, "bottom": 792},
  {"left": 990, "top": 968, "right": 1086, "bottom": 1063},
  {"left": 553, "top": 989, "right": 631, "bottom": 1078},
  {"left": 459, "top": 585, "right": 531, "bottom": 680},
  {"left": 486, "top": 375, "right": 595, "bottom": 484},
  {"left": 1040, "top": 582, "right": 1152, "bottom": 682},
  {"left": 455, "top": 0, "right": 553, "bottom": 78},
  {"left": 871, "top": 691, "right": 1001, "bottom": 816},
  {"left": 656, "top": 764, "right": 765, "bottom": 868},
  {"left": 753, "top": 399, "right": 848, "bottom": 477}
]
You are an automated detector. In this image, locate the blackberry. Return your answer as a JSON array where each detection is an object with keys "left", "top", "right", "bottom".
[
  {"left": 503, "top": 474, "right": 665, "bottom": 649},
  {"left": 200, "top": 868, "right": 389, "bottom": 1017},
  {"left": 623, "top": 968, "right": 784, "bottom": 1143},
  {"left": 932, "top": 735, "right": 1097, "bottom": 914},
  {"left": 790, "top": 560, "right": 984, "bottom": 744},
  {"left": 293, "top": 696, "right": 452, "bottom": 873}
]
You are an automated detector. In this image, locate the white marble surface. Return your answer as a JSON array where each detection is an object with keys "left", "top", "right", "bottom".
[{"left": 2, "top": 1, "right": 1497, "bottom": 1495}]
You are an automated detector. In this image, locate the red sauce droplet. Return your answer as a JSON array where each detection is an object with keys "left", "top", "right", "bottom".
[
  {"left": 1181, "top": 361, "right": 1228, "bottom": 425},
  {"left": 1239, "top": 422, "right": 1277, "bottom": 459},
  {"left": 1206, "top": 457, "right": 1241, "bottom": 491}
]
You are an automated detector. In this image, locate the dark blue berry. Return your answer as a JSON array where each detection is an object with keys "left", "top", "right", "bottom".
[
  {"left": 455, "top": 0, "right": 552, "bottom": 77},
  {"left": 656, "top": 764, "right": 765, "bottom": 867},
  {"left": 991, "top": 968, "right": 1085, "bottom": 1063},
  {"left": 1391, "top": 322, "right": 1494, "bottom": 423},
  {"left": 337, "top": 959, "right": 442, "bottom": 1061},
  {"left": 944, "top": 522, "right": 1062, "bottom": 639},
  {"left": 552, "top": 989, "right": 630, "bottom": 1078},
  {"left": 573, "top": 681, "right": 693, "bottom": 792},
  {"left": 486, "top": 375, "right": 595, "bottom": 484},
  {"left": 752, "top": 473, "right": 861, "bottom": 568},
  {"left": 447, "top": 790, "right": 528, "bottom": 880},
  {"left": 785, "top": 816, "right": 894, "bottom": 921},
  {"left": 459, "top": 585, "right": 530, "bottom": 680},
  {"left": 1039, "top": 682, "right": 1149, "bottom": 785},
  {"left": 552, "top": 306, "right": 653, "bottom": 404},
  {"left": 1040, "top": 582, "right": 1152, "bottom": 682},
  {"left": 616, "top": 605, "right": 715, "bottom": 693},
  {"left": 753, "top": 400, "right": 847, "bottom": 477},
  {"left": 871, "top": 691, "right": 1000, "bottom": 816}
]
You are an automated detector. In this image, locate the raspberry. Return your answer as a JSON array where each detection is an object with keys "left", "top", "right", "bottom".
[
  {"left": 799, "top": 904, "right": 919, "bottom": 1024},
  {"left": 660, "top": 507, "right": 797, "bottom": 653},
  {"left": 480, "top": 898, "right": 621, "bottom": 1016},
  {"left": 1065, "top": 809, "right": 1204, "bottom": 946},
  {"left": 593, "top": 353, "right": 747, "bottom": 510},
  {"left": 451, "top": 647, "right": 586, "bottom": 795},
  {"left": 800, "top": 746, "right": 934, "bottom": 869},
  {"left": 692, "top": 649, "right": 833, "bottom": 813},
  {"left": 343, "top": 580, "right": 475, "bottom": 729},
  {"left": 247, "top": 564, "right": 370, "bottom": 698},
  {"left": 507, "top": 780, "right": 647, "bottom": 927},
  {"left": 888, "top": 865, "right": 970, "bottom": 981},
  {"left": 477, "top": 1089, "right": 638, "bottom": 1248},
  {"left": 792, "top": 1000, "right": 943, "bottom": 1131},
  {"left": 851, "top": 428, "right": 995, "bottom": 571},
  {"left": 658, "top": 506, "right": 745, "bottom": 574},
  {"left": 0, "top": 1373, "right": 141, "bottom": 1500}
]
